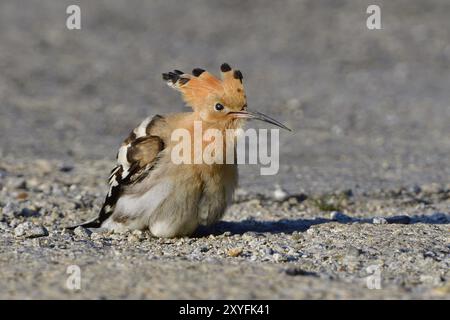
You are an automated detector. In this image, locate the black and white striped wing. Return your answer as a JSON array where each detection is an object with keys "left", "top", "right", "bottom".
[{"left": 68, "top": 115, "right": 166, "bottom": 229}]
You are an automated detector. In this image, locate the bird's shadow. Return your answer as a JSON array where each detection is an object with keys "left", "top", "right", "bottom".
[{"left": 194, "top": 212, "right": 449, "bottom": 237}]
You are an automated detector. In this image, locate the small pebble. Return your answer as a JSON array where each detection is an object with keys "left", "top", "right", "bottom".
[
  {"left": 242, "top": 232, "right": 256, "bottom": 240},
  {"left": 273, "top": 185, "right": 289, "bottom": 201},
  {"left": 2, "top": 202, "right": 19, "bottom": 217},
  {"left": 16, "top": 192, "right": 28, "bottom": 200},
  {"left": 347, "top": 246, "right": 362, "bottom": 257},
  {"left": 330, "top": 211, "right": 352, "bottom": 222},
  {"left": 14, "top": 222, "right": 33, "bottom": 237},
  {"left": 88, "top": 227, "right": 109, "bottom": 235},
  {"left": 90, "top": 232, "right": 104, "bottom": 241},
  {"left": 127, "top": 234, "right": 140, "bottom": 243},
  {"left": 272, "top": 253, "right": 287, "bottom": 263},
  {"left": 372, "top": 217, "right": 388, "bottom": 225},
  {"left": 14, "top": 179, "right": 27, "bottom": 190},
  {"left": 0, "top": 222, "right": 9, "bottom": 230},
  {"left": 14, "top": 222, "right": 48, "bottom": 238},
  {"left": 74, "top": 226, "right": 92, "bottom": 238},
  {"left": 228, "top": 248, "right": 243, "bottom": 257},
  {"left": 291, "top": 232, "right": 302, "bottom": 241},
  {"left": 60, "top": 165, "right": 74, "bottom": 173},
  {"left": 35, "top": 159, "right": 53, "bottom": 173},
  {"left": 409, "top": 185, "right": 421, "bottom": 194},
  {"left": 19, "top": 208, "right": 40, "bottom": 217}
]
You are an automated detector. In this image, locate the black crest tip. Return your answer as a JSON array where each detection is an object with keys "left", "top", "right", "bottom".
[
  {"left": 162, "top": 73, "right": 170, "bottom": 81},
  {"left": 220, "top": 63, "right": 232, "bottom": 72},
  {"left": 233, "top": 70, "right": 243, "bottom": 82},
  {"left": 192, "top": 68, "right": 205, "bottom": 77}
]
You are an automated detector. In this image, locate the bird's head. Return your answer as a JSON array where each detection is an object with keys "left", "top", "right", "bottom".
[{"left": 162, "top": 63, "right": 290, "bottom": 131}]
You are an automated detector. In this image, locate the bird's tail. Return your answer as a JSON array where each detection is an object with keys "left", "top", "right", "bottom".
[{"left": 65, "top": 201, "right": 114, "bottom": 230}]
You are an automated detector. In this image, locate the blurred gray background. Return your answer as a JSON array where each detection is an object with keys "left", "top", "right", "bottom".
[{"left": 1, "top": 0, "right": 449, "bottom": 194}]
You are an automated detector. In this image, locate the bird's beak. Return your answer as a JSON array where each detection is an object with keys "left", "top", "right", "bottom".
[{"left": 229, "top": 109, "right": 291, "bottom": 131}]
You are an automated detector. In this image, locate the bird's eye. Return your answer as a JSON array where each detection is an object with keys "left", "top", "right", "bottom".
[{"left": 214, "top": 103, "right": 224, "bottom": 111}]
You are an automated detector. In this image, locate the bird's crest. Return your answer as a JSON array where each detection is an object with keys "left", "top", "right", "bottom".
[{"left": 162, "top": 63, "right": 246, "bottom": 111}]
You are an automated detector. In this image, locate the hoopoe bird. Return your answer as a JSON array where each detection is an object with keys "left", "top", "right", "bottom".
[{"left": 69, "top": 63, "right": 289, "bottom": 237}]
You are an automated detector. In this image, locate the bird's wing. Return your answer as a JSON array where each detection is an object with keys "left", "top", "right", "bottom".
[{"left": 67, "top": 115, "right": 167, "bottom": 229}]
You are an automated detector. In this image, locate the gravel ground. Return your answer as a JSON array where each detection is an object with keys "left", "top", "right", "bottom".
[
  {"left": 0, "top": 0, "right": 449, "bottom": 299},
  {"left": 0, "top": 158, "right": 448, "bottom": 299}
]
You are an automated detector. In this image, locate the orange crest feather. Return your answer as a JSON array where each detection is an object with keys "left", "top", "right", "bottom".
[{"left": 162, "top": 63, "right": 246, "bottom": 111}]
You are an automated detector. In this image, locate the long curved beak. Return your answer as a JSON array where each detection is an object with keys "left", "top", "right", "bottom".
[{"left": 229, "top": 109, "right": 291, "bottom": 131}]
